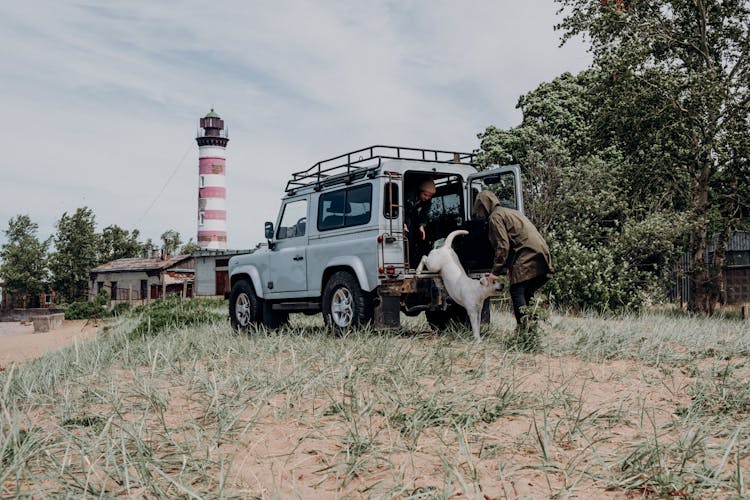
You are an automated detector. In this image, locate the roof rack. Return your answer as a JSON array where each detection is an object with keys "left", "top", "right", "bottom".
[{"left": 285, "top": 145, "right": 476, "bottom": 193}]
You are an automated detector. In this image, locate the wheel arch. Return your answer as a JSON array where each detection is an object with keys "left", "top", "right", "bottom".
[
  {"left": 230, "top": 267, "right": 264, "bottom": 299},
  {"left": 321, "top": 257, "right": 373, "bottom": 293}
]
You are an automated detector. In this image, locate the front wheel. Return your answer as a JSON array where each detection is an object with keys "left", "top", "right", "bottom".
[
  {"left": 322, "top": 271, "right": 373, "bottom": 335},
  {"left": 229, "top": 280, "right": 262, "bottom": 330}
]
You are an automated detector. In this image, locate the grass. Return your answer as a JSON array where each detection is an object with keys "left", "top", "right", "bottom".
[{"left": 1, "top": 298, "right": 749, "bottom": 497}]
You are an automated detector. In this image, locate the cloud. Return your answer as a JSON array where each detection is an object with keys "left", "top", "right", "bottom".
[{"left": 0, "top": 1, "right": 590, "bottom": 250}]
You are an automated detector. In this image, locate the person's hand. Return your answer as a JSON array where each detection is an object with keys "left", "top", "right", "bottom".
[
  {"left": 486, "top": 273, "right": 499, "bottom": 282},
  {"left": 419, "top": 226, "right": 426, "bottom": 240},
  {"left": 403, "top": 224, "right": 409, "bottom": 233}
]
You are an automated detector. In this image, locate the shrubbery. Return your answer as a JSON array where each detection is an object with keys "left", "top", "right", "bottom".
[
  {"left": 111, "top": 302, "right": 130, "bottom": 316},
  {"left": 543, "top": 210, "right": 690, "bottom": 314},
  {"left": 545, "top": 231, "right": 644, "bottom": 313},
  {"left": 64, "top": 291, "right": 110, "bottom": 320},
  {"left": 64, "top": 293, "right": 225, "bottom": 333},
  {"left": 129, "top": 297, "right": 226, "bottom": 338}
]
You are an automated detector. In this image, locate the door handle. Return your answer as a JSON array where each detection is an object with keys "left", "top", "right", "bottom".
[{"left": 293, "top": 255, "right": 304, "bottom": 261}]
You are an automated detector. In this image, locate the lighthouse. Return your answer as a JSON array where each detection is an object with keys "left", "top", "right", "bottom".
[{"left": 196, "top": 109, "right": 229, "bottom": 249}]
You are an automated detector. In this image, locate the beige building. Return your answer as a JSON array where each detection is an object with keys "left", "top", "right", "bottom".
[{"left": 89, "top": 255, "right": 195, "bottom": 305}]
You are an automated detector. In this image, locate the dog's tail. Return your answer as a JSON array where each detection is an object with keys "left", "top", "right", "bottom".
[{"left": 444, "top": 229, "right": 469, "bottom": 249}]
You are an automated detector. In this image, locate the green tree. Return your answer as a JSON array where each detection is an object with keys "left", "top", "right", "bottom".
[
  {"left": 0, "top": 215, "right": 49, "bottom": 307},
  {"left": 160, "top": 230, "right": 182, "bottom": 256},
  {"left": 477, "top": 71, "right": 689, "bottom": 312},
  {"left": 49, "top": 207, "right": 98, "bottom": 303},
  {"left": 476, "top": 72, "right": 594, "bottom": 234},
  {"left": 143, "top": 238, "right": 157, "bottom": 256},
  {"left": 98, "top": 225, "right": 144, "bottom": 263},
  {"left": 556, "top": 0, "right": 750, "bottom": 312},
  {"left": 179, "top": 238, "right": 201, "bottom": 255}
]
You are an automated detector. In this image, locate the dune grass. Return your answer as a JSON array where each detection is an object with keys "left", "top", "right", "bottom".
[{"left": 1, "top": 299, "right": 749, "bottom": 497}]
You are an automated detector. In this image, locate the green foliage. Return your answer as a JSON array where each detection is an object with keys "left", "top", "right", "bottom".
[
  {"left": 64, "top": 291, "right": 110, "bottom": 320},
  {"left": 477, "top": 2, "right": 749, "bottom": 313},
  {"left": 478, "top": 73, "right": 692, "bottom": 313},
  {"left": 160, "top": 229, "right": 182, "bottom": 256},
  {"left": 505, "top": 298, "right": 549, "bottom": 352},
  {"left": 49, "top": 207, "right": 99, "bottom": 303},
  {"left": 179, "top": 238, "right": 201, "bottom": 255},
  {"left": 129, "top": 297, "right": 226, "bottom": 338},
  {"left": 98, "top": 225, "right": 144, "bottom": 263},
  {"left": 555, "top": 0, "right": 750, "bottom": 312},
  {"left": 0, "top": 215, "right": 49, "bottom": 307},
  {"left": 546, "top": 230, "right": 643, "bottom": 312},
  {"left": 111, "top": 302, "right": 130, "bottom": 316}
]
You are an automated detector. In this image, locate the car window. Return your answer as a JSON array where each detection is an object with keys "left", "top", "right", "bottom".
[
  {"left": 383, "top": 182, "right": 399, "bottom": 219},
  {"left": 318, "top": 184, "right": 372, "bottom": 231},
  {"left": 470, "top": 170, "right": 518, "bottom": 209},
  {"left": 427, "top": 175, "right": 464, "bottom": 222},
  {"left": 277, "top": 199, "right": 307, "bottom": 239}
]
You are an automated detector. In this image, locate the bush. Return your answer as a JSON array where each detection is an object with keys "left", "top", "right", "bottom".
[
  {"left": 546, "top": 230, "right": 645, "bottom": 313},
  {"left": 129, "top": 297, "right": 226, "bottom": 338},
  {"left": 111, "top": 302, "right": 130, "bottom": 316},
  {"left": 64, "top": 290, "right": 110, "bottom": 320}
]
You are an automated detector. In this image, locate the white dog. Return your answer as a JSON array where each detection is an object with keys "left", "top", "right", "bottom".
[{"left": 416, "top": 229, "right": 498, "bottom": 341}]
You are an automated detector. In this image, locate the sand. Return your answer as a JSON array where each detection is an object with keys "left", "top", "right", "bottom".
[{"left": 0, "top": 319, "right": 101, "bottom": 369}]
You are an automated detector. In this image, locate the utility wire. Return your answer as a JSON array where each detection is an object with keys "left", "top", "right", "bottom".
[{"left": 136, "top": 139, "right": 194, "bottom": 225}]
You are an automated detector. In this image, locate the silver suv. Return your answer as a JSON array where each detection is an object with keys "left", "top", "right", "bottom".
[{"left": 228, "top": 145, "right": 523, "bottom": 333}]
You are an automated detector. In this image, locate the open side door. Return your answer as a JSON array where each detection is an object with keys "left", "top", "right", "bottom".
[{"left": 466, "top": 164, "right": 524, "bottom": 217}]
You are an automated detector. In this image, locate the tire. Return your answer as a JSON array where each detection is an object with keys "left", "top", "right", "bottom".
[
  {"left": 322, "top": 271, "right": 373, "bottom": 334},
  {"left": 229, "top": 280, "right": 262, "bottom": 331},
  {"left": 479, "top": 298, "right": 491, "bottom": 324},
  {"left": 262, "top": 301, "right": 289, "bottom": 329},
  {"left": 425, "top": 309, "right": 452, "bottom": 330},
  {"left": 426, "top": 299, "right": 491, "bottom": 331}
]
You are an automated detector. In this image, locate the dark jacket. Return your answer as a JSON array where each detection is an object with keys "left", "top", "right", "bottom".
[
  {"left": 405, "top": 197, "right": 431, "bottom": 235},
  {"left": 472, "top": 191, "right": 554, "bottom": 284}
]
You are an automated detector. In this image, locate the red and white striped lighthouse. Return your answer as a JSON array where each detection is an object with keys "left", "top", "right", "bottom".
[{"left": 196, "top": 109, "right": 229, "bottom": 249}]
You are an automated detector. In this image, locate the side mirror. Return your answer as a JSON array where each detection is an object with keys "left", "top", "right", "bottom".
[{"left": 264, "top": 221, "right": 274, "bottom": 240}]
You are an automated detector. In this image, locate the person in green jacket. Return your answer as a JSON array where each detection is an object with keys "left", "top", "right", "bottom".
[{"left": 472, "top": 190, "right": 554, "bottom": 325}]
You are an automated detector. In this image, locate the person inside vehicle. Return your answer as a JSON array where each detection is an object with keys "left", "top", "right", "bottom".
[
  {"left": 404, "top": 178, "right": 436, "bottom": 266},
  {"left": 472, "top": 190, "right": 554, "bottom": 326}
]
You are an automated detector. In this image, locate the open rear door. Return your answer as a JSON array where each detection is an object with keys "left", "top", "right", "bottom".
[
  {"left": 466, "top": 164, "right": 524, "bottom": 217},
  {"left": 457, "top": 164, "right": 524, "bottom": 272}
]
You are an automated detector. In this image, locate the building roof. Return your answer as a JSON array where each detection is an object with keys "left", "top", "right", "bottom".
[
  {"left": 205, "top": 108, "right": 221, "bottom": 118},
  {"left": 708, "top": 231, "right": 750, "bottom": 253},
  {"left": 192, "top": 248, "right": 255, "bottom": 257},
  {"left": 91, "top": 255, "right": 193, "bottom": 274}
]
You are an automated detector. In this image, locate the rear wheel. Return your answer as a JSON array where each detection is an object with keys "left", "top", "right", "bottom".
[
  {"left": 425, "top": 309, "right": 453, "bottom": 330},
  {"left": 425, "top": 300, "right": 491, "bottom": 331},
  {"left": 229, "top": 280, "right": 262, "bottom": 331},
  {"left": 322, "top": 271, "right": 373, "bottom": 334}
]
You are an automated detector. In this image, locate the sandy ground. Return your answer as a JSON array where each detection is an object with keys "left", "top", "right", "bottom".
[{"left": 0, "top": 319, "right": 101, "bottom": 369}]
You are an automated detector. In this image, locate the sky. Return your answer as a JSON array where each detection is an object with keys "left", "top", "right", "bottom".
[{"left": 0, "top": 1, "right": 591, "bottom": 251}]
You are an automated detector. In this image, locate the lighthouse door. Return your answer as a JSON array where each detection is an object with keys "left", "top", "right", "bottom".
[{"left": 268, "top": 198, "right": 308, "bottom": 293}]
